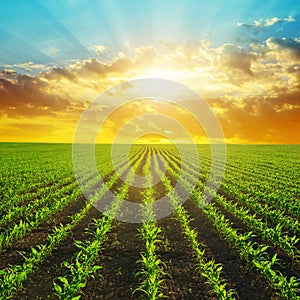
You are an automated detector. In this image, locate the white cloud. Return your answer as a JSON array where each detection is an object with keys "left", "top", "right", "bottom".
[
  {"left": 13, "top": 62, "right": 50, "bottom": 72},
  {"left": 92, "top": 45, "right": 106, "bottom": 55},
  {"left": 237, "top": 16, "right": 295, "bottom": 29}
]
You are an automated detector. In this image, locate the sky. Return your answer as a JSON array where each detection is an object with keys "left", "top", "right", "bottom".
[{"left": 0, "top": 0, "right": 300, "bottom": 143}]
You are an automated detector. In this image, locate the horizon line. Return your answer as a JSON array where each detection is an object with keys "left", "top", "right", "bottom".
[{"left": 1, "top": 141, "right": 299, "bottom": 145}]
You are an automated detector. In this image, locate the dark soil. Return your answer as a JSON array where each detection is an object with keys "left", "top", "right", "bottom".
[
  {"left": 158, "top": 215, "right": 215, "bottom": 299},
  {"left": 0, "top": 195, "right": 87, "bottom": 270},
  {"left": 4, "top": 195, "right": 293, "bottom": 300},
  {"left": 183, "top": 199, "right": 275, "bottom": 300},
  {"left": 14, "top": 206, "right": 102, "bottom": 300},
  {"left": 82, "top": 221, "right": 142, "bottom": 299}
]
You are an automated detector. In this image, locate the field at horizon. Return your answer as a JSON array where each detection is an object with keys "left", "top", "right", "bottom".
[{"left": 0, "top": 143, "right": 299, "bottom": 299}]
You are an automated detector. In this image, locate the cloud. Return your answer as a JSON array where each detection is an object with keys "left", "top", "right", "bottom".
[
  {"left": 43, "top": 47, "right": 60, "bottom": 56},
  {"left": 266, "top": 37, "right": 300, "bottom": 60},
  {"left": 135, "top": 46, "right": 158, "bottom": 67},
  {"left": 43, "top": 66, "right": 78, "bottom": 81},
  {"left": 0, "top": 74, "right": 77, "bottom": 117},
  {"left": 217, "top": 44, "right": 257, "bottom": 76},
  {"left": 0, "top": 46, "right": 159, "bottom": 120},
  {"left": 0, "top": 69, "right": 17, "bottom": 78},
  {"left": 39, "top": 45, "right": 159, "bottom": 83},
  {"left": 237, "top": 16, "right": 295, "bottom": 31},
  {"left": 13, "top": 62, "right": 50, "bottom": 72},
  {"left": 91, "top": 45, "right": 106, "bottom": 56},
  {"left": 208, "top": 86, "right": 300, "bottom": 143},
  {"left": 1, "top": 62, "right": 51, "bottom": 74}
]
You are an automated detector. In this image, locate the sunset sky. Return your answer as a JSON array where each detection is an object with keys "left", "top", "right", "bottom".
[{"left": 0, "top": 0, "right": 300, "bottom": 143}]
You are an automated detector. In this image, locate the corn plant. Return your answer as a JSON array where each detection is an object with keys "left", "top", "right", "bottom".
[{"left": 134, "top": 148, "right": 167, "bottom": 299}]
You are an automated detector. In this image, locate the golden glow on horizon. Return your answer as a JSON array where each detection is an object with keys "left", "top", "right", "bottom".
[
  {"left": 96, "top": 99, "right": 208, "bottom": 144},
  {"left": 133, "top": 133, "right": 172, "bottom": 144}
]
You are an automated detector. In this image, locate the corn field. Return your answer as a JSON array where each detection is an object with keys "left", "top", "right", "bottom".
[{"left": 0, "top": 143, "right": 299, "bottom": 299}]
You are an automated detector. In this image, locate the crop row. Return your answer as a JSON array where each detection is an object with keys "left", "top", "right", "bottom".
[
  {"left": 154, "top": 149, "right": 238, "bottom": 300},
  {"left": 54, "top": 146, "right": 147, "bottom": 299},
  {"left": 134, "top": 148, "right": 166, "bottom": 299},
  {"left": 162, "top": 148, "right": 300, "bottom": 299}
]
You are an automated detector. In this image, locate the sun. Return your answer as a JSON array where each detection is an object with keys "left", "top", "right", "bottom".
[{"left": 142, "top": 68, "right": 180, "bottom": 79}]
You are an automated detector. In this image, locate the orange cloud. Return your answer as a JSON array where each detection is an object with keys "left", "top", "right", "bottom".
[
  {"left": 209, "top": 91, "right": 300, "bottom": 143},
  {"left": 1, "top": 40, "right": 300, "bottom": 144},
  {"left": 0, "top": 73, "right": 74, "bottom": 118}
]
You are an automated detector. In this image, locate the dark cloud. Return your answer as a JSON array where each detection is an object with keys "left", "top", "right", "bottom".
[
  {"left": 43, "top": 67, "right": 77, "bottom": 81},
  {"left": 219, "top": 44, "right": 257, "bottom": 75},
  {"left": 0, "top": 74, "right": 73, "bottom": 117},
  {"left": 0, "top": 69, "right": 17, "bottom": 78}
]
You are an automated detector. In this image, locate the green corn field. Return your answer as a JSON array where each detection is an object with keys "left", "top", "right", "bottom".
[{"left": 0, "top": 143, "right": 299, "bottom": 299}]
